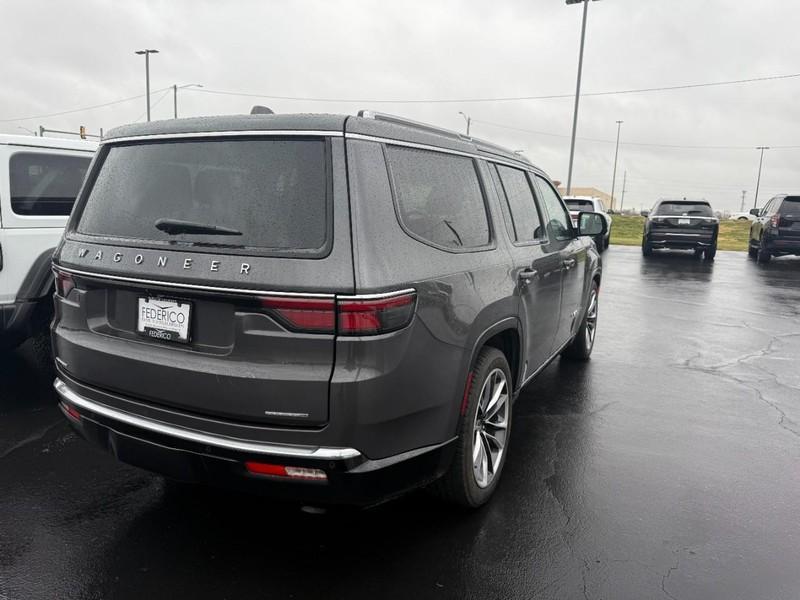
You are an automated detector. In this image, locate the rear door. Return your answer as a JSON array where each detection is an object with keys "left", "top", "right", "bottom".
[
  {"left": 488, "top": 163, "right": 561, "bottom": 376},
  {"left": 534, "top": 176, "right": 586, "bottom": 348},
  {"left": 55, "top": 134, "right": 352, "bottom": 427}
]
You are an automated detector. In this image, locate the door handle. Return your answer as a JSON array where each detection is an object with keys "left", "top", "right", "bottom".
[
  {"left": 518, "top": 268, "right": 539, "bottom": 282},
  {"left": 563, "top": 258, "right": 577, "bottom": 270}
]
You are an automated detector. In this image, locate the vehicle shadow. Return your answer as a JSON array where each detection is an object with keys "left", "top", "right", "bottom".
[
  {"left": 638, "top": 249, "right": 715, "bottom": 282},
  {"left": 0, "top": 340, "right": 56, "bottom": 413},
  {"left": 80, "top": 359, "right": 596, "bottom": 599}
]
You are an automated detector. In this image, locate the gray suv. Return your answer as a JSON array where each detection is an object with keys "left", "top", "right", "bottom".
[{"left": 51, "top": 111, "right": 605, "bottom": 507}]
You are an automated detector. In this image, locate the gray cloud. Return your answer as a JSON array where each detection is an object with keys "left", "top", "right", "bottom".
[{"left": 1, "top": 0, "right": 797, "bottom": 211}]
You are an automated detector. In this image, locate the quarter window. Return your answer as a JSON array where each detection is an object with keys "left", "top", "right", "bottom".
[
  {"left": 385, "top": 145, "right": 491, "bottom": 250},
  {"left": 10, "top": 152, "right": 91, "bottom": 216},
  {"left": 491, "top": 164, "right": 544, "bottom": 243},
  {"left": 535, "top": 176, "right": 574, "bottom": 241}
]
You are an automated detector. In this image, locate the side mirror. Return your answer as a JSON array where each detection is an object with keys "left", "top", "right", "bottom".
[
  {"left": 749, "top": 208, "right": 761, "bottom": 216},
  {"left": 577, "top": 212, "right": 606, "bottom": 237},
  {"left": 640, "top": 210, "right": 651, "bottom": 217}
]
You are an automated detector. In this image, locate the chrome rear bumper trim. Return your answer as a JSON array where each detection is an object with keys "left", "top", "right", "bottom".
[{"left": 53, "top": 378, "right": 362, "bottom": 460}]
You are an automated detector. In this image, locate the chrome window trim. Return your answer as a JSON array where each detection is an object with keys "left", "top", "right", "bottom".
[
  {"left": 54, "top": 378, "right": 362, "bottom": 460},
  {"left": 102, "top": 130, "right": 344, "bottom": 145},
  {"left": 346, "top": 132, "right": 540, "bottom": 173},
  {"left": 53, "top": 264, "right": 415, "bottom": 301}
]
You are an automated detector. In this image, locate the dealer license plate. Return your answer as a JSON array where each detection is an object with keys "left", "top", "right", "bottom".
[
  {"left": 678, "top": 218, "right": 691, "bottom": 225},
  {"left": 137, "top": 297, "right": 192, "bottom": 343}
]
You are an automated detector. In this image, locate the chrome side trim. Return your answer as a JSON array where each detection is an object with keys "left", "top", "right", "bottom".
[
  {"left": 102, "top": 130, "right": 344, "bottom": 145},
  {"left": 54, "top": 264, "right": 415, "bottom": 301},
  {"left": 53, "top": 378, "right": 362, "bottom": 460}
]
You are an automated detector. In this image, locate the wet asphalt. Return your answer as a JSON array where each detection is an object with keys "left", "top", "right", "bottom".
[{"left": 1, "top": 245, "right": 799, "bottom": 600}]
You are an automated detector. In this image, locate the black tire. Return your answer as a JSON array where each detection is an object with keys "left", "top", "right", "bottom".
[
  {"left": 431, "top": 347, "right": 512, "bottom": 508},
  {"left": 757, "top": 246, "right": 772, "bottom": 264},
  {"left": 748, "top": 242, "right": 758, "bottom": 259},
  {"left": 562, "top": 280, "right": 599, "bottom": 361},
  {"left": 642, "top": 238, "right": 653, "bottom": 256},
  {"left": 704, "top": 244, "right": 717, "bottom": 261}
]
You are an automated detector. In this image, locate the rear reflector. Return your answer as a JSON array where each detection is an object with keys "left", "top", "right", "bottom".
[
  {"left": 259, "top": 291, "right": 416, "bottom": 336},
  {"left": 60, "top": 402, "right": 81, "bottom": 422},
  {"left": 245, "top": 461, "right": 328, "bottom": 481}
]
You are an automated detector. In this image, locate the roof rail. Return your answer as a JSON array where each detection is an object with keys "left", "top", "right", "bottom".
[{"left": 358, "top": 110, "right": 469, "bottom": 142}]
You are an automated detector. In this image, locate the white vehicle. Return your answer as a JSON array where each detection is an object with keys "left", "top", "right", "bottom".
[
  {"left": 0, "top": 134, "right": 96, "bottom": 352},
  {"left": 563, "top": 195, "right": 612, "bottom": 251},
  {"left": 729, "top": 211, "right": 756, "bottom": 221}
]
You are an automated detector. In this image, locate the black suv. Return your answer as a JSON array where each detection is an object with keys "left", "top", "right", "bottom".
[
  {"left": 642, "top": 199, "right": 719, "bottom": 260},
  {"left": 51, "top": 111, "right": 606, "bottom": 507},
  {"left": 748, "top": 195, "right": 800, "bottom": 263}
]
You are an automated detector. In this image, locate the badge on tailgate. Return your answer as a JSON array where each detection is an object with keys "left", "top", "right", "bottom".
[{"left": 137, "top": 297, "right": 192, "bottom": 343}]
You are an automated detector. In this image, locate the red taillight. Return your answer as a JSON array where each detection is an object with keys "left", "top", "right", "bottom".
[
  {"left": 771, "top": 214, "right": 781, "bottom": 228},
  {"left": 259, "top": 296, "right": 336, "bottom": 333},
  {"left": 244, "top": 461, "right": 328, "bottom": 481},
  {"left": 337, "top": 292, "right": 416, "bottom": 335},
  {"left": 54, "top": 270, "right": 75, "bottom": 298},
  {"left": 259, "top": 291, "right": 416, "bottom": 335}
]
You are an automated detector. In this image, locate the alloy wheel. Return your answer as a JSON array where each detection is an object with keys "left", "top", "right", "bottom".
[{"left": 472, "top": 368, "right": 509, "bottom": 488}]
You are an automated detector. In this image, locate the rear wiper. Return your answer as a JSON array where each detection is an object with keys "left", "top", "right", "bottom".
[{"left": 155, "top": 218, "right": 243, "bottom": 236}]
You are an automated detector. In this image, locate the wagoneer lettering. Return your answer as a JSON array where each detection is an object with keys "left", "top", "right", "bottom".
[{"left": 52, "top": 111, "right": 604, "bottom": 507}]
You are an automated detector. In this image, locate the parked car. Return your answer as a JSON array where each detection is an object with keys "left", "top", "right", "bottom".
[
  {"left": 729, "top": 211, "right": 756, "bottom": 221},
  {"left": 0, "top": 134, "right": 96, "bottom": 353},
  {"left": 641, "top": 199, "right": 719, "bottom": 260},
  {"left": 563, "top": 195, "right": 612, "bottom": 251},
  {"left": 748, "top": 195, "right": 800, "bottom": 263},
  {"left": 51, "top": 111, "right": 606, "bottom": 508}
]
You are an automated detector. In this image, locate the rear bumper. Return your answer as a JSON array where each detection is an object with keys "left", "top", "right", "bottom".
[
  {"left": 761, "top": 235, "right": 800, "bottom": 254},
  {"left": 646, "top": 232, "right": 715, "bottom": 249},
  {"left": 54, "top": 376, "right": 455, "bottom": 506}
]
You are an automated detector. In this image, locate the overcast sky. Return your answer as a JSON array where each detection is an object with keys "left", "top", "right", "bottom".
[{"left": 1, "top": 0, "right": 798, "bottom": 212}]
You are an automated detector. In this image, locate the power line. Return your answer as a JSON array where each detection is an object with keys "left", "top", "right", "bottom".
[
  {"left": 185, "top": 72, "right": 800, "bottom": 104},
  {"left": 0, "top": 87, "right": 173, "bottom": 123},
  {"left": 472, "top": 119, "right": 800, "bottom": 150}
]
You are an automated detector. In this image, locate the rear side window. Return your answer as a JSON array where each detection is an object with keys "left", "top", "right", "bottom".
[
  {"left": 76, "top": 138, "right": 329, "bottom": 255},
  {"left": 10, "top": 152, "right": 91, "bottom": 216},
  {"left": 491, "top": 164, "right": 543, "bottom": 243},
  {"left": 385, "top": 145, "right": 490, "bottom": 250},
  {"left": 564, "top": 199, "right": 594, "bottom": 211},
  {"left": 655, "top": 202, "right": 713, "bottom": 217}
]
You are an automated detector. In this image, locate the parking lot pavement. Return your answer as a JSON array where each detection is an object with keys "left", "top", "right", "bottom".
[{"left": 1, "top": 246, "right": 799, "bottom": 600}]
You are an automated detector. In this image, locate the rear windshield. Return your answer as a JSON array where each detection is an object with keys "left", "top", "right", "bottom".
[
  {"left": 779, "top": 197, "right": 800, "bottom": 214},
  {"left": 655, "top": 202, "right": 713, "bottom": 217},
  {"left": 10, "top": 152, "right": 91, "bottom": 216},
  {"left": 565, "top": 199, "right": 594, "bottom": 211},
  {"left": 76, "top": 138, "right": 329, "bottom": 254}
]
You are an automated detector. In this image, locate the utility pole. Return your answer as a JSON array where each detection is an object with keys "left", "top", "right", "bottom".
[
  {"left": 740, "top": 190, "right": 747, "bottom": 212},
  {"left": 171, "top": 84, "right": 202, "bottom": 119},
  {"left": 135, "top": 49, "right": 159, "bottom": 121},
  {"left": 753, "top": 146, "right": 769, "bottom": 209},
  {"left": 565, "top": 0, "right": 599, "bottom": 195},
  {"left": 609, "top": 120, "right": 623, "bottom": 211},
  {"left": 619, "top": 170, "right": 627, "bottom": 213},
  {"left": 458, "top": 111, "right": 471, "bottom": 136}
]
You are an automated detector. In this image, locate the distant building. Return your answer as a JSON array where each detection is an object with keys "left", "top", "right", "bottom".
[{"left": 557, "top": 186, "right": 615, "bottom": 211}]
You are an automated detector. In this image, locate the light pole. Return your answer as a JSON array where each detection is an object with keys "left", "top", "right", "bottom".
[
  {"left": 619, "top": 170, "right": 627, "bottom": 213},
  {"left": 740, "top": 190, "right": 747, "bottom": 212},
  {"left": 565, "top": 0, "right": 600, "bottom": 195},
  {"left": 458, "top": 111, "right": 471, "bottom": 136},
  {"left": 609, "top": 120, "right": 623, "bottom": 211},
  {"left": 173, "top": 83, "right": 203, "bottom": 118},
  {"left": 753, "top": 146, "right": 769, "bottom": 209},
  {"left": 135, "top": 49, "right": 159, "bottom": 121}
]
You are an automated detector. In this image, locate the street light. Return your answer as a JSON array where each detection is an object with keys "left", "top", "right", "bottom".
[
  {"left": 753, "top": 146, "right": 769, "bottom": 209},
  {"left": 458, "top": 111, "right": 471, "bottom": 136},
  {"left": 609, "top": 120, "right": 623, "bottom": 211},
  {"left": 565, "top": 0, "right": 600, "bottom": 195},
  {"left": 173, "top": 83, "right": 203, "bottom": 118},
  {"left": 135, "top": 49, "right": 159, "bottom": 121}
]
